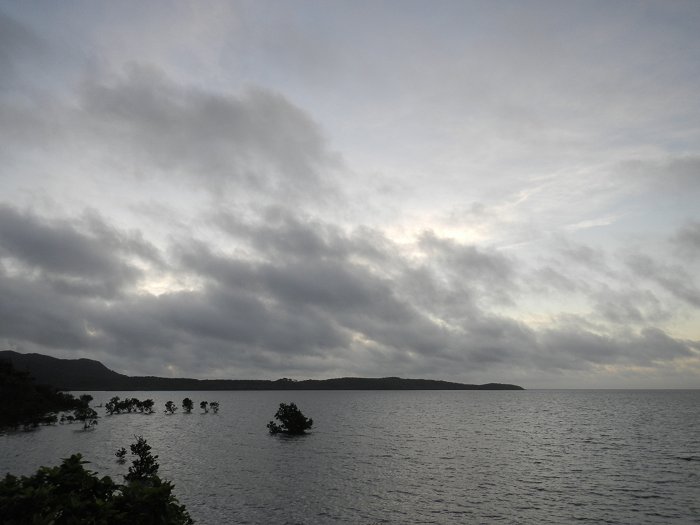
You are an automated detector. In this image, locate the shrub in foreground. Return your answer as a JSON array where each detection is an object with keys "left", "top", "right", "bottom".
[
  {"left": 0, "top": 436, "right": 193, "bottom": 524},
  {"left": 267, "top": 402, "right": 313, "bottom": 435}
]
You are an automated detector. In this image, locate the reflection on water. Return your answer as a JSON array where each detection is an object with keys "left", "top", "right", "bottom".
[{"left": 2, "top": 390, "right": 699, "bottom": 524}]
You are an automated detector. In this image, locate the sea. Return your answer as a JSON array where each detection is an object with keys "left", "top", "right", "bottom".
[{"left": 1, "top": 390, "right": 699, "bottom": 524}]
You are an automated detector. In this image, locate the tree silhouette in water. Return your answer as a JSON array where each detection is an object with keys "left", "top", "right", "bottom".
[{"left": 267, "top": 402, "right": 313, "bottom": 435}]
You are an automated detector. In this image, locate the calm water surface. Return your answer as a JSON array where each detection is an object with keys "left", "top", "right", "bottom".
[{"left": 1, "top": 390, "right": 699, "bottom": 524}]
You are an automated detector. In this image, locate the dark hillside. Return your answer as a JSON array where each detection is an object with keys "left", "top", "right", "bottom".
[
  {"left": 0, "top": 351, "right": 524, "bottom": 391},
  {"left": 0, "top": 351, "right": 131, "bottom": 390}
]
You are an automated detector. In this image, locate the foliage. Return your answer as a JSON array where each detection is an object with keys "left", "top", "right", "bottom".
[
  {"left": 115, "top": 447, "right": 127, "bottom": 463},
  {"left": 0, "top": 437, "right": 193, "bottom": 524},
  {"left": 141, "top": 399, "right": 155, "bottom": 414},
  {"left": 125, "top": 436, "right": 160, "bottom": 482},
  {"left": 199, "top": 401, "right": 208, "bottom": 413},
  {"left": 79, "top": 394, "right": 94, "bottom": 405},
  {"left": 164, "top": 401, "right": 178, "bottom": 414},
  {"left": 182, "top": 398, "right": 193, "bottom": 413},
  {"left": 105, "top": 396, "right": 155, "bottom": 415},
  {"left": 0, "top": 360, "right": 85, "bottom": 430},
  {"left": 267, "top": 402, "right": 313, "bottom": 435},
  {"left": 73, "top": 405, "right": 99, "bottom": 430},
  {"left": 209, "top": 401, "right": 219, "bottom": 414}
]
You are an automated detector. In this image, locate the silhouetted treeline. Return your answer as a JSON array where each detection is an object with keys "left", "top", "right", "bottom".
[{"left": 0, "top": 360, "right": 85, "bottom": 430}]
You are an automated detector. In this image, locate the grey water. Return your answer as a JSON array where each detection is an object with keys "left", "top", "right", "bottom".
[{"left": 1, "top": 390, "right": 699, "bottom": 524}]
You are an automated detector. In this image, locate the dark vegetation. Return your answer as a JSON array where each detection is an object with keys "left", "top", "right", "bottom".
[
  {"left": 0, "top": 360, "right": 91, "bottom": 430},
  {"left": 105, "top": 396, "right": 155, "bottom": 415},
  {"left": 267, "top": 402, "right": 313, "bottom": 435},
  {"left": 72, "top": 394, "right": 99, "bottom": 430},
  {"left": 182, "top": 398, "right": 193, "bottom": 413},
  {"left": 0, "top": 351, "right": 525, "bottom": 390},
  {"left": 0, "top": 436, "right": 193, "bottom": 524}
]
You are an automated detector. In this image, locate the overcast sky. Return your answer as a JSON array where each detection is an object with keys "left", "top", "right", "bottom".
[{"left": 1, "top": 1, "right": 699, "bottom": 387}]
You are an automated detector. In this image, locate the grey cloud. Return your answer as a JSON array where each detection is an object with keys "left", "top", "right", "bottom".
[
  {"left": 214, "top": 208, "right": 394, "bottom": 276},
  {"left": 96, "top": 285, "right": 348, "bottom": 355},
  {"left": 0, "top": 205, "right": 159, "bottom": 298},
  {"left": 0, "top": 270, "right": 91, "bottom": 350},
  {"left": 621, "top": 155, "right": 700, "bottom": 196},
  {"left": 175, "top": 235, "right": 443, "bottom": 359},
  {"left": 558, "top": 241, "right": 613, "bottom": 276},
  {"left": 0, "top": 202, "right": 696, "bottom": 383},
  {"left": 626, "top": 253, "right": 700, "bottom": 308},
  {"left": 0, "top": 10, "right": 45, "bottom": 88},
  {"left": 460, "top": 315, "right": 536, "bottom": 366},
  {"left": 418, "top": 231, "right": 516, "bottom": 305},
  {"left": 527, "top": 266, "right": 582, "bottom": 295},
  {"left": 79, "top": 65, "right": 340, "bottom": 202},
  {"left": 536, "top": 325, "right": 693, "bottom": 371},
  {"left": 674, "top": 221, "right": 700, "bottom": 258},
  {"left": 592, "top": 286, "right": 670, "bottom": 325},
  {"left": 213, "top": 208, "right": 351, "bottom": 262}
]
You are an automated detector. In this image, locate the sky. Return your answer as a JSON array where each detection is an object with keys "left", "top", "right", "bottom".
[{"left": 1, "top": 1, "right": 699, "bottom": 388}]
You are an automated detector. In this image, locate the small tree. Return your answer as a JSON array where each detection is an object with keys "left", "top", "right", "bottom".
[
  {"left": 125, "top": 436, "right": 159, "bottom": 482},
  {"left": 164, "top": 401, "right": 177, "bottom": 415},
  {"left": 267, "top": 402, "right": 313, "bottom": 435},
  {"left": 200, "top": 401, "right": 208, "bottom": 413},
  {"left": 105, "top": 396, "right": 121, "bottom": 415},
  {"left": 115, "top": 447, "right": 127, "bottom": 463},
  {"left": 142, "top": 399, "right": 155, "bottom": 414},
  {"left": 73, "top": 406, "right": 98, "bottom": 430},
  {"left": 182, "top": 398, "right": 193, "bottom": 414},
  {"left": 79, "top": 394, "right": 93, "bottom": 405},
  {"left": 210, "top": 401, "right": 219, "bottom": 414},
  {"left": 73, "top": 396, "right": 98, "bottom": 430}
]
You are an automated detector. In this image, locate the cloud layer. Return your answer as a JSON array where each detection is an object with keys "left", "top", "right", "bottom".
[{"left": 1, "top": 3, "right": 699, "bottom": 387}]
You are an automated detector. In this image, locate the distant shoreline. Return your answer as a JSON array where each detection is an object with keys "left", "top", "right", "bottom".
[{"left": 0, "top": 350, "right": 524, "bottom": 391}]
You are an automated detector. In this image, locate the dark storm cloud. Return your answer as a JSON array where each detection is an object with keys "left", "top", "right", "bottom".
[
  {"left": 78, "top": 65, "right": 339, "bottom": 201},
  {"left": 0, "top": 205, "right": 159, "bottom": 298}
]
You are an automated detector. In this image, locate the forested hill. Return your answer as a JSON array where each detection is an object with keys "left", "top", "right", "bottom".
[{"left": 0, "top": 351, "right": 524, "bottom": 391}]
